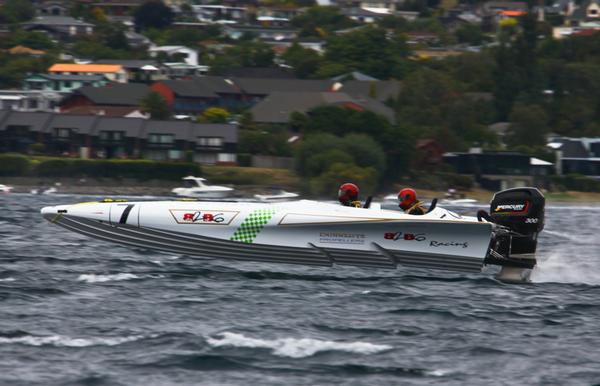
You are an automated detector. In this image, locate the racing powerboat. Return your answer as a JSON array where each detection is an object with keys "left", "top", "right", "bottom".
[
  {"left": 171, "top": 176, "right": 234, "bottom": 198},
  {"left": 40, "top": 187, "right": 545, "bottom": 282}
]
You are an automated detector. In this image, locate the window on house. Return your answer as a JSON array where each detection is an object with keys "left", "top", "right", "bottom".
[
  {"left": 590, "top": 8, "right": 598, "bottom": 15},
  {"left": 197, "top": 137, "right": 223, "bottom": 147},
  {"left": 168, "top": 150, "right": 182, "bottom": 160},
  {"left": 148, "top": 133, "right": 175, "bottom": 144},
  {"left": 99, "top": 131, "right": 124, "bottom": 141},
  {"left": 54, "top": 128, "right": 73, "bottom": 138},
  {"left": 29, "top": 99, "right": 38, "bottom": 109},
  {"left": 217, "top": 153, "right": 236, "bottom": 163},
  {"left": 64, "top": 81, "right": 72, "bottom": 88}
]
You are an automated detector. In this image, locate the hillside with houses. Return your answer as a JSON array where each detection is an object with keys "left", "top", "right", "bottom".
[{"left": 1, "top": 0, "right": 600, "bottom": 195}]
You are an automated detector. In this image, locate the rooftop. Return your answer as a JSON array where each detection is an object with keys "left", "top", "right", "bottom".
[{"left": 49, "top": 64, "right": 124, "bottom": 73}]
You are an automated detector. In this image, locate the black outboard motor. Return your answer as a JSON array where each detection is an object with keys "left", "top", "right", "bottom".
[{"left": 490, "top": 187, "right": 545, "bottom": 255}]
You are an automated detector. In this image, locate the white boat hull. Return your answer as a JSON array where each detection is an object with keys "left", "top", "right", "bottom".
[{"left": 41, "top": 200, "right": 493, "bottom": 273}]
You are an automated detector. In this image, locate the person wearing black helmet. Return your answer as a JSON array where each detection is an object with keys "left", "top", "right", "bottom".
[
  {"left": 398, "top": 188, "right": 425, "bottom": 215},
  {"left": 338, "top": 182, "right": 362, "bottom": 208}
]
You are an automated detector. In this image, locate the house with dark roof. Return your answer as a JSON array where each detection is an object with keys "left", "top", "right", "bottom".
[
  {"left": 444, "top": 150, "right": 553, "bottom": 190},
  {"left": 58, "top": 83, "right": 151, "bottom": 116},
  {"left": 223, "top": 25, "right": 299, "bottom": 41},
  {"left": 0, "top": 90, "right": 62, "bottom": 112},
  {"left": 0, "top": 110, "right": 53, "bottom": 153},
  {"left": 36, "top": 1, "right": 69, "bottom": 17},
  {"left": 249, "top": 91, "right": 396, "bottom": 124},
  {"left": 335, "top": 79, "right": 402, "bottom": 103},
  {"left": 547, "top": 137, "right": 600, "bottom": 176},
  {"left": 151, "top": 76, "right": 400, "bottom": 116},
  {"left": 192, "top": 4, "right": 249, "bottom": 23},
  {"left": 151, "top": 77, "right": 242, "bottom": 114},
  {"left": 220, "top": 67, "right": 297, "bottom": 79},
  {"left": 341, "top": 7, "right": 389, "bottom": 23},
  {"left": 233, "top": 78, "right": 334, "bottom": 103},
  {"left": 0, "top": 110, "right": 238, "bottom": 164},
  {"left": 567, "top": 0, "right": 600, "bottom": 25},
  {"left": 22, "top": 16, "right": 94, "bottom": 41},
  {"left": 95, "top": 59, "right": 164, "bottom": 83}
]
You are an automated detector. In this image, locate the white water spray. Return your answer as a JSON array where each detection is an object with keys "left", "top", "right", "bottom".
[{"left": 531, "top": 230, "right": 600, "bottom": 285}]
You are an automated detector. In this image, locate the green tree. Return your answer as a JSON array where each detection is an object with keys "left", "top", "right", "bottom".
[
  {"left": 291, "top": 6, "right": 356, "bottom": 38},
  {"left": 140, "top": 91, "right": 171, "bottom": 120},
  {"left": 0, "top": 0, "right": 34, "bottom": 24},
  {"left": 134, "top": 0, "right": 174, "bottom": 31},
  {"left": 238, "top": 127, "right": 291, "bottom": 156},
  {"left": 296, "top": 132, "right": 385, "bottom": 177},
  {"left": 281, "top": 43, "right": 323, "bottom": 78},
  {"left": 201, "top": 107, "right": 230, "bottom": 123},
  {"left": 506, "top": 103, "right": 548, "bottom": 147},
  {"left": 296, "top": 106, "right": 392, "bottom": 140},
  {"left": 310, "top": 162, "right": 378, "bottom": 196},
  {"left": 1, "top": 30, "right": 56, "bottom": 50},
  {"left": 455, "top": 24, "right": 486, "bottom": 46},
  {"left": 0, "top": 53, "right": 57, "bottom": 88},
  {"left": 209, "top": 41, "right": 275, "bottom": 73},
  {"left": 324, "top": 25, "right": 408, "bottom": 79}
]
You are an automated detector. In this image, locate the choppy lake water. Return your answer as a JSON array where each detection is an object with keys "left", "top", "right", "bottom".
[{"left": 1, "top": 194, "right": 599, "bottom": 385}]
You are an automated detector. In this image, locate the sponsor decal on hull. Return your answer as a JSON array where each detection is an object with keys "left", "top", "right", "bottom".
[
  {"left": 384, "top": 232, "right": 469, "bottom": 248},
  {"left": 429, "top": 240, "right": 468, "bottom": 248},
  {"left": 169, "top": 209, "right": 239, "bottom": 225},
  {"left": 319, "top": 232, "right": 365, "bottom": 245},
  {"left": 384, "top": 232, "right": 426, "bottom": 241}
]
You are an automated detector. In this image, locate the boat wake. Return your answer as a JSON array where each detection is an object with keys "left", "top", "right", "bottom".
[
  {"left": 542, "top": 229, "right": 597, "bottom": 245},
  {"left": 0, "top": 334, "right": 146, "bottom": 347},
  {"left": 532, "top": 249, "right": 600, "bottom": 285},
  {"left": 206, "top": 332, "right": 392, "bottom": 358},
  {"left": 76, "top": 273, "right": 164, "bottom": 283}
]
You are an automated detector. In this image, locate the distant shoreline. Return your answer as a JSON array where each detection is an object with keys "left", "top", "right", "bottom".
[{"left": 3, "top": 176, "right": 600, "bottom": 204}]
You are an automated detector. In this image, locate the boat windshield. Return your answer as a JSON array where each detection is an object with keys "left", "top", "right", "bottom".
[{"left": 182, "top": 179, "right": 198, "bottom": 188}]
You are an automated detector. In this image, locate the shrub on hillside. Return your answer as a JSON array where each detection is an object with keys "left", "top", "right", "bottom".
[
  {"left": 0, "top": 153, "right": 31, "bottom": 176},
  {"left": 34, "top": 159, "right": 201, "bottom": 180},
  {"left": 551, "top": 174, "right": 600, "bottom": 192}
]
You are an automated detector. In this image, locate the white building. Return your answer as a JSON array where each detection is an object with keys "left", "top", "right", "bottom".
[{"left": 149, "top": 46, "right": 199, "bottom": 66}]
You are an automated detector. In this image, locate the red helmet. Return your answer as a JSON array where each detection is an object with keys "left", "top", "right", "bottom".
[
  {"left": 338, "top": 183, "right": 359, "bottom": 205},
  {"left": 398, "top": 188, "right": 417, "bottom": 210}
]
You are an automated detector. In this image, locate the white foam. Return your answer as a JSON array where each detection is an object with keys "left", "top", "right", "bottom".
[
  {"left": 77, "top": 273, "right": 139, "bottom": 283},
  {"left": 0, "top": 278, "right": 16, "bottom": 282},
  {"left": 426, "top": 369, "right": 452, "bottom": 377},
  {"left": 531, "top": 251, "right": 600, "bottom": 285},
  {"left": 542, "top": 230, "right": 596, "bottom": 245},
  {"left": 206, "top": 332, "right": 392, "bottom": 358},
  {"left": 0, "top": 334, "right": 143, "bottom": 347}
]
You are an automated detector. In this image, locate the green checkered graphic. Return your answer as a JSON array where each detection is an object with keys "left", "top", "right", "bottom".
[{"left": 230, "top": 208, "right": 276, "bottom": 243}]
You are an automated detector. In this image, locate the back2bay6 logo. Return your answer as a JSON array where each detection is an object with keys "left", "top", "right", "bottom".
[
  {"left": 183, "top": 211, "right": 224, "bottom": 223},
  {"left": 384, "top": 232, "right": 426, "bottom": 241},
  {"left": 169, "top": 209, "right": 239, "bottom": 225}
]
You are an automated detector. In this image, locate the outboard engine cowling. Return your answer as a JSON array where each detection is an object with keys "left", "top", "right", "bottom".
[{"left": 490, "top": 187, "right": 545, "bottom": 254}]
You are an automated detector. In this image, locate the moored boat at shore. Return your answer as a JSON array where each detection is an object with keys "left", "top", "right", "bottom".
[{"left": 171, "top": 176, "right": 234, "bottom": 199}]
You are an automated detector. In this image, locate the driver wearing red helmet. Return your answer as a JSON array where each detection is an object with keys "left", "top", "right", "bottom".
[
  {"left": 338, "top": 182, "right": 362, "bottom": 208},
  {"left": 398, "top": 188, "right": 425, "bottom": 215}
]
